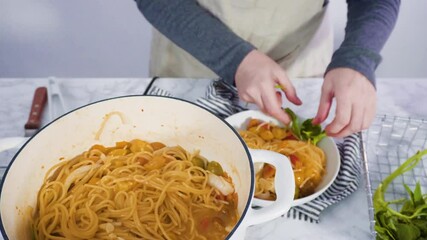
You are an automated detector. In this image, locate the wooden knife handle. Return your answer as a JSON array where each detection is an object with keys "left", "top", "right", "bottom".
[{"left": 25, "top": 87, "right": 48, "bottom": 130}]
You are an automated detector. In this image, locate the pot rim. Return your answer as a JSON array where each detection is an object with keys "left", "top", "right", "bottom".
[{"left": 0, "top": 95, "right": 255, "bottom": 240}]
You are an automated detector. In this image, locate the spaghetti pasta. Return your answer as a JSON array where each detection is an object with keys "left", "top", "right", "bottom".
[
  {"left": 32, "top": 140, "right": 238, "bottom": 240},
  {"left": 240, "top": 119, "right": 326, "bottom": 200}
]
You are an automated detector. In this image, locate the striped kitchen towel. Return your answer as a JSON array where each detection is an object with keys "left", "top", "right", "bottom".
[{"left": 147, "top": 80, "right": 362, "bottom": 223}]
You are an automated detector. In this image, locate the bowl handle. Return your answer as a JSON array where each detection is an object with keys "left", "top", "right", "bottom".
[{"left": 244, "top": 149, "right": 295, "bottom": 226}]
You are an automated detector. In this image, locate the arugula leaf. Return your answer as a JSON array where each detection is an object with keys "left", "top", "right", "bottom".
[
  {"left": 301, "top": 118, "right": 327, "bottom": 145},
  {"left": 401, "top": 198, "right": 415, "bottom": 215},
  {"left": 396, "top": 223, "right": 421, "bottom": 240},
  {"left": 375, "top": 210, "right": 397, "bottom": 239},
  {"left": 284, "top": 108, "right": 326, "bottom": 145},
  {"left": 374, "top": 150, "right": 427, "bottom": 218},
  {"left": 284, "top": 108, "right": 302, "bottom": 140},
  {"left": 373, "top": 149, "right": 427, "bottom": 240},
  {"left": 412, "top": 219, "right": 427, "bottom": 236},
  {"left": 414, "top": 182, "right": 425, "bottom": 208},
  {"left": 403, "top": 183, "right": 416, "bottom": 213}
]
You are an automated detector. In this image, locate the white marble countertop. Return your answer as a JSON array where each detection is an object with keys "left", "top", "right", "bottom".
[
  {"left": 0, "top": 78, "right": 152, "bottom": 172},
  {"left": 0, "top": 77, "right": 426, "bottom": 240}
]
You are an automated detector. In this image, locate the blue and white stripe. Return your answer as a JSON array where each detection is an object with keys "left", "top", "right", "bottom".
[{"left": 147, "top": 79, "right": 362, "bottom": 223}]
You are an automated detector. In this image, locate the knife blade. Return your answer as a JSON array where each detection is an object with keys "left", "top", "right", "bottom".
[
  {"left": 0, "top": 87, "right": 48, "bottom": 153},
  {"left": 0, "top": 137, "right": 28, "bottom": 153},
  {"left": 24, "top": 87, "right": 48, "bottom": 137}
]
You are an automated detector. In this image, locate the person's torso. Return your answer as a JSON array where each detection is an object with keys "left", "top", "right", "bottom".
[{"left": 150, "top": 0, "right": 332, "bottom": 79}]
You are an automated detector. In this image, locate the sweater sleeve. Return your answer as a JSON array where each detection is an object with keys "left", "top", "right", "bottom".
[
  {"left": 325, "top": 0, "right": 400, "bottom": 86},
  {"left": 135, "top": 0, "right": 255, "bottom": 84}
]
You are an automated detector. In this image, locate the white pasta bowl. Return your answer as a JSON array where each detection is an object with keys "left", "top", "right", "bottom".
[
  {"left": 226, "top": 110, "right": 341, "bottom": 207},
  {"left": 0, "top": 96, "right": 295, "bottom": 240}
]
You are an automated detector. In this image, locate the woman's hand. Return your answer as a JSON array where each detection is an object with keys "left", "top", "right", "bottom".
[
  {"left": 313, "top": 68, "right": 377, "bottom": 138},
  {"left": 235, "top": 50, "right": 302, "bottom": 124}
]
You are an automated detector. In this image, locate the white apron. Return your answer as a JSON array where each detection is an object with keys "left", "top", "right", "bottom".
[{"left": 149, "top": 0, "right": 333, "bottom": 79}]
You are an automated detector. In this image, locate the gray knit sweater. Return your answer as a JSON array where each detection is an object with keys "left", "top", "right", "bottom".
[{"left": 135, "top": 0, "right": 400, "bottom": 86}]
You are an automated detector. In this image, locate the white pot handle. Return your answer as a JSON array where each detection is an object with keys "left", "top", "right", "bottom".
[{"left": 244, "top": 149, "right": 295, "bottom": 226}]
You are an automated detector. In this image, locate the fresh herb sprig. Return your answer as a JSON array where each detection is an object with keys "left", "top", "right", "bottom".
[
  {"left": 284, "top": 108, "right": 326, "bottom": 145},
  {"left": 374, "top": 149, "right": 427, "bottom": 240}
]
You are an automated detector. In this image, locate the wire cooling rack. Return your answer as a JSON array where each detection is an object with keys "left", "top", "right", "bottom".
[{"left": 362, "top": 115, "right": 427, "bottom": 238}]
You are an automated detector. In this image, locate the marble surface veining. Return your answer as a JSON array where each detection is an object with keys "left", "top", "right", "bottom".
[{"left": 0, "top": 77, "right": 426, "bottom": 240}]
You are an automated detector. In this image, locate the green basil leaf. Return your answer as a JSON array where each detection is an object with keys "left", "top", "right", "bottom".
[
  {"left": 284, "top": 108, "right": 302, "bottom": 140},
  {"left": 401, "top": 199, "right": 415, "bottom": 215},
  {"left": 396, "top": 223, "right": 420, "bottom": 240},
  {"left": 414, "top": 182, "right": 425, "bottom": 208},
  {"left": 412, "top": 218, "right": 427, "bottom": 236},
  {"left": 311, "top": 132, "right": 326, "bottom": 146},
  {"left": 373, "top": 150, "right": 427, "bottom": 240},
  {"left": 404, "top": 183, "right": 416, "bottom": 207},
  {"left": 300, "top": 118, "right": 326, "bottom": 145}
]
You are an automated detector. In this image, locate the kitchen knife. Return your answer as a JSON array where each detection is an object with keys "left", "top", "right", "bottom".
[
  {"left": 24, "top": 87, "right": 48, "bottom": 137},
  {"left": 0, "top": 87, "right": 48, "bottom": 153}
]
